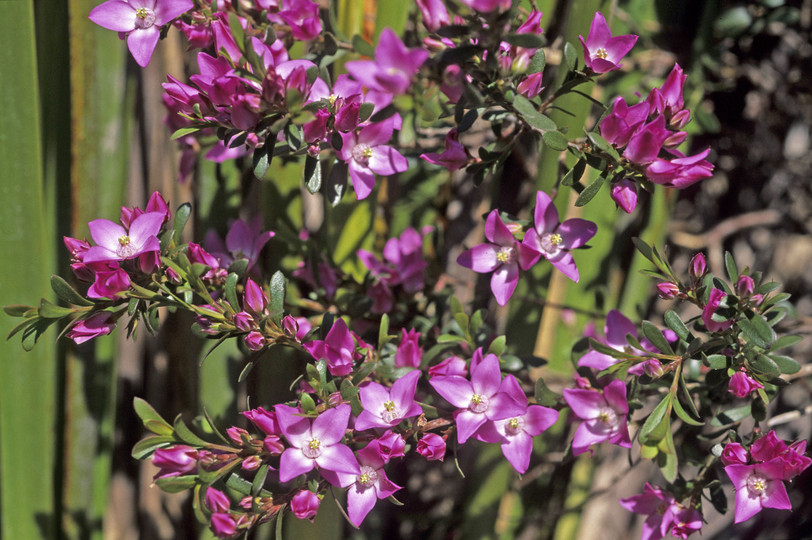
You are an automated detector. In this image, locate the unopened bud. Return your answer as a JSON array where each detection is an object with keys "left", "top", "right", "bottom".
[
  {"left": 241, "top": 455, "right": 261, "bottom": 471},
  {"left": 736, "top": 275, "right": 755, "bottom": 297},
  {"left": 657, "top": 282, "right": 680, "bottom": 299},
  {"left": 327, "top": 392, "right": 344, "bottom": 408},
  {"left": 689, "top": 253, "right": 707, "bottom": 282}
]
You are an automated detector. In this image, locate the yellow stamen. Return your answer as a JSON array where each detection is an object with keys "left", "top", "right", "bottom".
[
  {"left": 549, "top": 233, "right": 562, "bottom": 246},
  {"left": 383, "top": 400, "right": 396, "bottom": 412},
  {"left": 118, "top": 236, "right": 131, "bottom": 246},
  {"left": 135, "top": 7, "right": 149, "bottom": 19},
  {"left": 595, "top": 48, "right": 608, "bottom": 59}
]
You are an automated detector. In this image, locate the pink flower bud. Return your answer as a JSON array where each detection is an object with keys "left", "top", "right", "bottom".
[
  {"left": 416, "top": 433, "right": 446, "bottom": 461},
  {"left": 376, "top": 431, "right": 406, "bottom": 461},
  {"left": 165, "top": 266, "right": 182, "bottom": 283},
  {"left": 145, "top": 191, "right": 171, "bottom": 223},
  {"left": 263, "top": 435, "right": 285, "bottom": 455},
  {"left": 282, "top": 315, "right": 299, "bottom": 339},
  {"left": 210, "top": 513, "right": 238, "bottom": 538},
  {"left": 290, "top": 490, "right": 320, "bottom": 521},
  {"left": 243, "top": 407, "right": 279, "bottom": 436},
  {"left": 152, "top": 445, "right": 198, "bottom": 479},
  {"left": 395, "top": 328, "right": 422, "bottom": 368},
  {"left": 243, "top": 278, "right": 268, "bottom": 315},
  {"left": 227, "top": 427, "right": 250, "bottom": 446},
  {"left": 327, "top": 392, "right": 344, "bottom": 408},
  {"left": 736, "top": 275, "right": 755, "bottom": 297},
  {"left": 67, "top": 312, "right": 117, "bottom": 345},
  {"left": 233, "top": 312, "right": 254, "bottom": 332},
  {"left": 239, "top": 496, "right": 253, "bottom": 510},
  {"left": 241, "top": 455, "right": 261, "bottom": 471},
  {"left": 244, "top": 331, "right": 266, "bottom": 351},
  {"left": 657, "top": 282, "right": 680, "bottom": 299},
  {"left": 428, "top": 356, "right": 467, "bottom": 378},
  {"left": 689, "top": 253, "right": 707, "bottom": 281},
  {"left": 721, "top": 442, "right": 749, "bottom": 466},
  {"left": 205, "top": 487, "right": 231, "bottom": 513},
  {"left": 728, "top": 370, "right": 763, "bottom": 398},
  {"left": 610, "top": 178, "right": 638, "bottom": 213}
]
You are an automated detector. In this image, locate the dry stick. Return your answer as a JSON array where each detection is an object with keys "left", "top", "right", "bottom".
[
  {"left": 767, "top": 403, "right": 812, "bottom": 428},
  {"left": 669, "top": 209, "right": 782, "bottom": 275}
]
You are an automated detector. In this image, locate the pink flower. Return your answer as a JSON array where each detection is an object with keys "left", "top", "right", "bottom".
[
  {"left": 87, "top": 263, "right": 131, "bottom": 298},
  {"left": 599, "top": 96, "right": 649, "bottom": 147},
  {"left": 420, "top": 129, "right": 471, "bottom": 171},
  {"left": 273, "top": 0, "right": 322, "bottom": 41},
  {"left": 610, "top": 178, "right": 638, "bottom": 213},
  {"left": 204, "top": 217, "right": 275, "bottom": 273},
  {"left": 647, "top": 64, "right": 689, "bottom": 126},
  {"left": 477, "top": 403, "right": 559, "bottom": 473},
  {"left": 428, "top": 356, "right": 468, "bottom": 378},
  {"left": 375, "top": 431, "right": 406, "bottom": 461},
  {"left": 67, "top": 312, "right": 117, "bottom": 345},
  {"left": 205, "top": 487, "right": 231, "bottom": 513},
  {"left": 517, "top": 72, "right": 544, "bottom": 98},
  {"left": 728, "top": 370, "right": 764, "bottom": 398},
  {"left": 619, "top": 483, "right": 702, "bottom": 540},
  {"left": 578, "top": 310, "right": 642, "bottom": 370},
  {"left": 725, "top": 458, "right": 792, "bottom": 523},
  {"left": 338, "top": 117, "right": 408, "bottom": 200},
  {"left": 152, "top": 444, "right": 198, "bottom": 479},
  {"left": 459, "top": 0, "right": 511, "bottom": 12},
  {"left": 457, "top": 210, "right": 541, "bottom": 306},
  {"left": 702, "top": 288, "right": 732, "bottom": 333},
  {"left": 429, "top": 353, "right": 526, "bottom": 444},
  {"left": 394, "top": 329, "right": 422, "bottom": 368},
  {"left": 645, "top": 148, "right": 714, "bottom": 189},
  {"left": 345, "top": 28, "right": 428, "bottom": 96},
  {"left": 89, "top": 0, "right": 193, "bottom": 67},
  {"left": 302, "top": 318, "right": 357, "bottom": 376},
  {"left": 275, "top": 404, "right": 360, "bottom": 484},
  {"left": 578, "top": 12, "right": 638, "bottom": 73},
  {"left": 623, "top": 115, "right": 670, "bottom": 166},
  {"left": 83, "top": 212, "right": 163, "bottom": 264},
  {"left": 290, "top": 490, "right": 320, "bottom": 521},
  {"left": 721, "top": 442, "right": 749, "bottom": 466},
  {"left": 416, "top": 0, "right": 449, "bottom": 31},
  {"left": 416, "top": 433, "right": 446, "bottom": 461},
  {"left": 355, "top": 370, "right": 423, "bottom": 431},
  {"left": 210, "top": 512, "right": 238, "bottom": 538},
  {"left": 243, "top": 406, "right": 280, "bottom": 436},
  {"left": 523, "top": 190, "right": 597, "bottom": 283},
  {"left": 563, "top": 379, "right": 631, "bottom": 456}
]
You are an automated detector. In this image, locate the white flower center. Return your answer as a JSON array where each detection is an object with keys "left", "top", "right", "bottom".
[
  {"left": 469, "top": 393, "right": 489, "bottom": 414},
  {"left": 116, "top": 235, "right": 137, "bottom": 258},
  {"left": 747, "top": 474, "right": 767, "bottom": 495},
  {"left": 302, "top": 437, "right": 322, "bottom": 459},
  {"left": 380, "top": 400, "right": 401, "bottom": 423},
  {"left": 351, "top": 143, "right": 373, "bottom": 166},
  {"left": 358, "top": 465, "right": 378, "bottom": 488},
  {"left": 597, "top": 407, "right": 616, "bottom": 425},
  {"left": 134, "top": 7, "right": 156, "bottom": 29},
  {"left": 496, "top": 246, "right": 515, "bottom": 264},
  {"left": 540, "top": 232, "right": 563, "bottom": 255}
]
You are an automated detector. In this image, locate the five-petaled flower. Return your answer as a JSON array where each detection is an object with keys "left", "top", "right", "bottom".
[
  {"left": 578, "top": 12, "right": 638, "bottom": 73},
  {"left": 89, "top": 0, "right": 193, "bottom": 67},
  {"left": 563, "top": 379, "right": 631, "bottom": 456}
]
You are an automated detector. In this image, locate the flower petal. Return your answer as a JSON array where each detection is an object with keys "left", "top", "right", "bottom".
[
  {"left": 89, "top": 0, "right": 137, "bottom": 32},
  {"left": 429, "top": 375, "right": 473, "bottom": 409},
  {"left": 311, "top": 404, "right": 351, "bottom": 445},
  {"left": 490, "top": 262, "right": 519, "bottom": 305},
  {"left": 279, "top": 447, "right": 315, "bottom": 482},
  {"left": 557, "top": 218, "right": 597, "bottom": 249},
  {"left": 457, "top": 244, "right": 499, "bottom": 273},
  {"left": 127, "top": 27, "right": 161, "bottom": 67}
]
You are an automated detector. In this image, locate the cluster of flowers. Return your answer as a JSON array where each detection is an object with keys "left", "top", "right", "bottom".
[{"left": 8, "top": 1, "right": 794, "bottom": 538}]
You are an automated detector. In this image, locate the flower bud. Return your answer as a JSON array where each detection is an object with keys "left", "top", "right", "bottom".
[
  {"left": 241, "top": 455, "right": 261, "bottom": 471},
  {"left": 720, "top": 442, "right": 748, "bottom": 466},
  {"left": 656, "top": 282, "right": 680, "bottom": 299},
  {"left": 327, "top": 392, "right": 344, "bottom": 408},
  {"left": 205, "top": 487, "right": 231, "bottom": 513},
  {"left": 689, "top": 253, "right": 707, "bottom": 282},
  {"left": 376, "top": 431, "right": 406, "bottom": 461},
  {"left": 233, "top": 311, "right": 254, "bottom": 332},
  {"left": 291, "top": 490, "right": 320, "bottom": 521},
  {"left": 728, "top": 370, "right": 763, "bottom": 398},
  {"left": 610, "top": 178, "right": 638, "bottom": 214},
  {"left": 416, "top": 433, "right": 446, "bottom": 461},
  {"left": 736, "top": 275, "right": 755, "bottom": 297},
  {"left": 152, "top": 445, "right": 198, "bottom": 479},
  {"left": 395, "top": 328, "right": 422, "bottom": 368},
  {"left": 227, "top": 427, "right": 250, "bottom": 447},
  {"left": 243, "top": 278, "right": 268, "bottom": 315},
  {"left": 243, "top": 407, "right": 279, "bottom": 436},
  {"left": 263, "top": 435, "right": 285, "bottom": 455},
  {"left": 239, "top": 496, "right": 253, "bottom": 510},
  {"left": 210, "top": 513, "right": 237, "bottom": 538},
  {"left": 244, "top": 331, "right": 266, "bottom": 351}
]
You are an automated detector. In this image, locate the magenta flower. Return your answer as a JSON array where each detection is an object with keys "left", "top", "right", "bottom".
[
  {"left": 749, "top": 431, "right": 812, "bottom": 480},
  {"left": 303, "top": 318, "right": 357, "bottom": 376},
  {"left": 600, "top": 96, "right": 649, "bottom": 148},
  {"left": 273, "top": 0, "right": 322, "bottom": 41},
  {"left": 89, "top": 0, "right": 193, "bottom": 67},
  {"left": 623, "top": 115, "right": 670, "bottom": 166},
  {"left": 728, "top": 370, "right": 764, "bottom": 398},
  {"left": 375, "top": 431, "right": 406, "bottom": 461},
  {"left": 459, "top": 0, "right": 511, "bottom": 12},
  {"left": 416, "top": 433, "right": 446, "bottom": 461},
  {"left": 523, "top": 191, "right": 597, "bottom": 283},
  {"left": 345, "top": 28, "right": 428, "bottom": 95},
  {"left": 275, "top": 404, "right": 360, "bottom": 484},
  {"left": 204, "top": 217, "right": 275, "bottom": 273},
  {"left": 416, "top": 0, "right": 450, "bottom": 31},
  {"left": 619, "top": 483, "right": 702, "bottom": 540},
  {"left": 517, "top": 72, "right": 545, "bottom": 98},
  {"left": 578, "top": 310, "right": 640, "bottom": 370},
  {"left": 210, "top": 512, "right": 237, "bottom": 538},
  {"left": 67, "top": 312, "right": 117, "bottom": 345},
  {"left": 420, "top": 128, "right": 471, "bottom": 171},
  {"left": 394, "top": 329, "right": 422, "bottom": 368},
  {"left": 478, "top": 403, "right": 559, "bottom": 474},
  {"left": 610, "top": 178, "right": 638, "bottom": 214},
  {"left": 290, "top": 490, "right": 320, "bottom": 521},
  {"left": 645, "top": 148, "right": 714, "bottom": 189},
  {"left": 243, "top": 406, "right": 280, "bottom": 437},
  {"left": 205, "top": 487, "right": 231, "bottom": 513},
  {"left": 87, "top": 263, "right": 130, "bottom": 298},
  {"left": 725, "top": 458, "right": 792, "bottom": 523},
  {"left": 83, "top": 211, "right": 163, "bottom": 264},
  {"left": 647, "top": 63, "right": 689, "bottom": 126},
  {"left": 563, "top": 379, "right": 631, "bottom": 456},
  {"left": 429, "top": 353, "right": 526, "bottom": 444},
  {"left": 151, "top": 444, "right": 198, "bottom": 479},
  {"left": 428, "top": 356, "right": 468, "bottom": 378},
  {"left": 702, "top": 288, "right": 732, "bottom": 333},
  {"left": 457, "top": 210, "right": 541, "bottom": 306},
  {"left": 578, "top": 12, "right": 638, "bottom": 73},
  {"left": 338, "top": 117, "right": 408, "bottom": 200},
  {"left": 355, "top": 370, "right": 423, "bottom": 431}
]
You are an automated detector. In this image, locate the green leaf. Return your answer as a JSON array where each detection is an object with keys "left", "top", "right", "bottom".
[
  {"left": 326, "top": 160, "right": 348, "bottom": 206},
  {"left": 586, "top": 131, "right": 620, "bottom": 161},
  {"left": 527, "top": 49, "right": 546, "bottom": 74},
  {"left": 305, "top": 153, "right": 322, "bottom": 193},
  {"left": 770, "top": 334, "right": 802, "bottom": 351},
  {"left": 641, "top": 321, "right": 674, "bottom": 355},
  {"left": 170, "top": 126, "right": 199, "bottom": 140},
  {"left": 173, "top": 202, "right": 192, "bottom": 241},
  {"left": 252, "top": 140, "right": 275, "bottom": 179},
  {"left": 639, "top": 394, "right": 671, "bottom": 443},
  {"left": 131, "top": 436, "right": 174, "bottom": 460},
  {"left": 512, "top": 94, "right": 556, "bottom": 131},
  {"left": 542, "top": 130, "right": 569, "bottom": 151},
  {"left": 711, "top": 404, "right": 752, "bottom": 426},
  {"left": 770, "top": 354, "right": 800, "bottom": 375},
  {"left": 663, "top": 311, "right": 690, "bottom": 342},
  {"left": 352, "top": 34, "right": 375, "bottom": 56},
  {"left": 534, "top": 378, "right": 560, "bottom": 407},
  {"left": 378, "top": 313, "right": 390, "bottom": 349},
  {"left": 587, "top": 338, "right": 637, "bottom": 359},
  {"left": 724, "top": 252, "right": 739, "bottom": 284},
  {"left": 561, "top": 159, "right": 586, "bottom": 187},
  {"left": 488, "top": 335, "right": 506, "bottom": 356},
  {"left": 50, "top": 275, "right": 94, "bottom": 306},
  {"left": 36, "top": 298, "right": 74, "bottom": 319},
  {"left": 351, "top": 361, "right": 376, "bottom": 385},
  {"left": 574, "top": 174, "right": 605, "bottom": 207},
  {"left": 3, "top": 305, "right": 36, "bottom": 318},
  {"left": 657, "top": 427, "right": 678, "bottom": 483},
  {"left": 563, "top": 42, "right": 577, "bottom": 71},
  {"left": 672, "top": 394, "right": 703, "bottom": 426},
  {"left": 503, "top": 33, "right": 544, "bottom": 48},
  {"left": 748, "top": 354, "right": 780, "bottom": 377},
  {"left": 738, "top": 311, "right": 775, "bottom": 348},
  {"left": 173, "top": 416, "right": 210, "bottom": 447},
  {"left": 300, "top": 393, "right": 316, "bottom": 413},
  {"left": 708, "top": 480, "right": 728, "bottom": 514},
  {"left": 269, "top": 271, "right": 286, "bottom": 322},
  {"left": 227, "top": 12, "right": 246, "bottom": 55},
  {"left": 134, "top": 397, "right": 173, "bottom": 434},
  {"left": 632, "top": 237, "right": 655, "bottom": 264},
  {"left": 706, "top": 354, "right": 729, "bottom": 370},
  {"left": 224, "top": 272, "right": 240, "bottom": 313},
  {"left": 252, "top": 463, "right": 270, "bottom": 496},
  {"left": 21, "top": 318, "right": 56, "bottom": 351},
  {"left": 143, "top": 419, "right": 174, "bottom": 437},
  {"left": 155, "top": 475, "right": 198, "bottom": 493}
]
